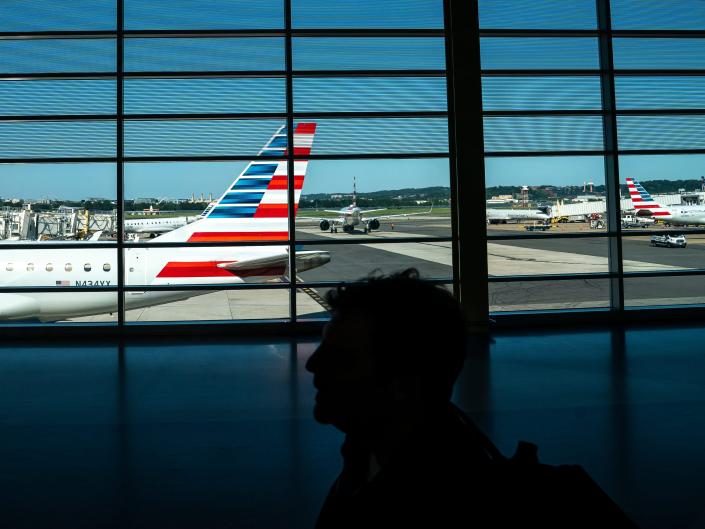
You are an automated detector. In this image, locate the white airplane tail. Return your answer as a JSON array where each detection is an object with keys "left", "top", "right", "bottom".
[
  {"left": 152, "top": 123, "right": 316, "bottom": 243},
  {"left": 626, "top": 177, "right": 672, "bottom": 218}
]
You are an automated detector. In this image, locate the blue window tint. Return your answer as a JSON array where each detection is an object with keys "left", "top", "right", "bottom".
[
  {"left": 613, "top": 39, "right": 705, "bottom": 69},
  {"left": 619, "top": 116, "right": 705, "bottom": 151},
  {"left": 612, "top": 0, "right": 705, "bottom": 30},
  {"left": 124, "top": 120, "right": 285, "bottom": 157},
  {"left": 482, "top": 77, "right": 602, "bottom": 110},
  {"left": 125, "top": 0, "right": 283, "bottom": 30},
  {"left": 125, "top": 78, "right": 285, "bottom": 115},
  {"left": 292, "top": 0, "right": 443, "bottom": 29},
  {"left": 294, "top": 77, "right": 447, "bottom": 113},
  {"left": 293, "top": 38, "right": 446, "bottom": 71},
  {"left": 0, "top": 121, "right": 116, "bottom": 158},
  {"left": 0, "top": 80, "right": 116, "bottom": 116},
  {"left": 0, "top": 39, "right": 116, "bottom": 74},
  {"left": 125, "top": 38, "right": 284, "bottom": 72},
  {"left": 478, "top": 0, "right": 596, "bottom": 29},
  {"left": 483, "top": 116, "right": 604, "bottom": 152},
  {"left": 481, "top": 38, "right": 599, "bottom": 70},
  {"left": 294, "top": 118, "right": 448, "bottom": 154},
  {"left": 616, "top": 77, "right": 705, "bottom": 109},
  {"left": 0, "top": 1, "right": 116, "bottom": 31}
]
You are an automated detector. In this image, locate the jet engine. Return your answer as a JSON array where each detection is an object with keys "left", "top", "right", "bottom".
[
  {"left": 367, "top": 219, "right": 380, "bottom": 231},
  {"left": 319, "top": 219, "right": 331, "bottom": 231}
]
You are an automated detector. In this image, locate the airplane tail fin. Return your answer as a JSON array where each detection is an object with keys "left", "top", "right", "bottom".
[
  {"left": 626, "top": 177, "right": 671, "bottom": 217},
  {"left": 151, "top": 123, "right": 316, "bottom": 243}
]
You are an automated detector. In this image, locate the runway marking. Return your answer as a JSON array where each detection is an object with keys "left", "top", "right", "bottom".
[{"left": 488, "top": 243, "right": 686, "bottom": 276}]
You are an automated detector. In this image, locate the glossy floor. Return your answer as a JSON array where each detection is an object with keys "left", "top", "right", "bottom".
[{"left": 0, "top": 327, "right": 703, "bottom": 528}]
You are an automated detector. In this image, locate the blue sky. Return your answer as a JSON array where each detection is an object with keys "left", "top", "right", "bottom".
[{"left": 2, "top": 1, "right": 705, "bottom": 200}]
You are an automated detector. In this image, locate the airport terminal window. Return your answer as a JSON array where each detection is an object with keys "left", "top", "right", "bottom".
[
  {"left": 7, "top": 1, "right": 703, "bottom": 328},
  {"left": 0, "top": 0, "right": 453, "bottom": 328},
  {"left": 478, "top": 0, "right": 705, "bottom": 316}
]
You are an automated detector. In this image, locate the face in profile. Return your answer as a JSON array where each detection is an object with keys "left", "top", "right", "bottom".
[{"left": 305, "top": 314, "right": 391, "bottom": 433}]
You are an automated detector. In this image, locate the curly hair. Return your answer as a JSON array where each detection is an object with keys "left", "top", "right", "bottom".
[{"left": 325, "top": 268, "right": 466, "bottom": 399}]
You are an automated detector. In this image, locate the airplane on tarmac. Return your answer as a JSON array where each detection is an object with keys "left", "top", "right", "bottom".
[
  {"left": 124, "top": 205, "right": 210, "bottom": 236},
  {"left": 486, "top": 205, "right": 552, "bottom": 224},
  {"left": 0, "top": 123, "right": 331, "bottom": 321},
  {"left": 627, "top": 177, "right": 705, "bottom": 225},
  {"left": 302, "top": 177, "right": 433, "bottom": 234}
]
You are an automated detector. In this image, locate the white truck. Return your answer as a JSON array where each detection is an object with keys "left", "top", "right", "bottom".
[{"left": 650, "top": 234, "right": 687, "bottom": 248}]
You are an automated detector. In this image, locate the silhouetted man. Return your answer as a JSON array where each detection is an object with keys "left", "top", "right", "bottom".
[
  {"left": 306, "top": 269, "right": 498, "bottom": 528},
  {"left": 306, "top": 269, "right": 639, "bottom": 529}
]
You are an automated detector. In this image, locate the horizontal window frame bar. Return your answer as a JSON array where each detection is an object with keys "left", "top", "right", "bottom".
[
  {"left": 483, "top": 70, "right": 705, "bottom": 77},
  {"left": 489, "top": 269, "right": 705, "bottom": 283},
  {"left": 0, "top": 236, "right": 453, "bottom": 251},
  {"left": 0, "top": 29, "right": 446, "bottom": 40},
  {"left": 484, "top": 109, "right": 705, "bottom": 117},
  {"left": 480, "top": 29, "right": 705, "bottom": 38},
  {"left": 485, "top": 148, "right": 705, "bottom": 156},
  {"left": 0, "top": 111, "right": 448, "bottom": 122},
  {"left": 487, "top": 231, "right": 615, "bottom": 241},
  {"left": 0, "top": 152, "right": 450, "bottom": 163},
  {"left": 489, "top": 272, "right": 615, "bottom": 282},
  {"left": 0, "top": 70, "right": 447, "bottom": 81}
]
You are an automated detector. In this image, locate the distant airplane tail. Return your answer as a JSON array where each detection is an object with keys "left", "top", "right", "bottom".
[
  {"left": 626, "top": 177, "right": 672, "bottom": 217},
  {"left": 152, "top": 123, "right": 316, "bottom": 243}
]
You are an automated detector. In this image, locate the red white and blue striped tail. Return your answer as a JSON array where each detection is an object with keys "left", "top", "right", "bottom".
[
  {"left": 152, "top": 123, "right": 316, "bottom": 243},
  {"left": 626, "top": 177, "right": 672, "bottom": 218}
]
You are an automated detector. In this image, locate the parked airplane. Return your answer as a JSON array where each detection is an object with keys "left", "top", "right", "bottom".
[
  {"left": 0, "top": 123, "right": 330, "bottom": 321},
  {"left": 486, "top": 205, "right": 552, "bottom": 224},
  {"left": 627, "top": 177, "right": 705, "bottom": 225},
  {"left": 124, "top": 211, "right": 201, "bottom": 235},
  {"left": 303, "top": 177, "right": 433, "bottom": 234}
]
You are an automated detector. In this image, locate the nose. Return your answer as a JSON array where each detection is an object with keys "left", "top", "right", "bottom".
[{"left": 305, "top": 344, "right": 321, "bottom": 373}]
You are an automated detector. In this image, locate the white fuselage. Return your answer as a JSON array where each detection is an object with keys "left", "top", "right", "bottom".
[
  {"left": 124, "top": 215, "right": 200, "bottom": 234},
  {"left": 0, "top": 245, "right": 285, "bottom": 321},
  {"left": 486, "top": 208, "right": 550, "bottom": 223},
  {"left": 662, "top": 206, "right": 705, "bottom": 225}
]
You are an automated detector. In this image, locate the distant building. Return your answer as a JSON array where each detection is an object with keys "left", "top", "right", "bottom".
[{"left": 134, "top": 197, "right": 156, "bottom": 205}]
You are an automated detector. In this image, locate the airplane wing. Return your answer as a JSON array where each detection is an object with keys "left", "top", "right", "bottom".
[{"left": 216, "top": 250, "right": 330, "bottom": 276}]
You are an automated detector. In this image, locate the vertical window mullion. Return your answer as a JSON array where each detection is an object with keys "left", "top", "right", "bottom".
[
  {"left": 285, "top": 0, "right": 296, "bottom": 323},
  {"left": 117, "top": 0, "right": 125, "bottom": 326},
  {"left": 447, "top": 0, "right": 490, "bottom": 326},
  {"left": 597, "top": 0, "right": 625, "bottom": 312}
]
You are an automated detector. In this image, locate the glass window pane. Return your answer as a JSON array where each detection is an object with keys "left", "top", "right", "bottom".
[
  {"left": 292, "top": 0, "right": 443, "bottom": 29},
  {"left": 297, "top": 242, "right": 452, "bottom": 283},
  {"left": 0, "top": 80, "right": 115, "bottom": 116},
  {"left": 485, "top": 156, "right": 607, "bottom": 231},
  {"left": 124, "top": 38, "right": 284, "bottom": 72},
  {"left": 0, "top": 121, "right": 116, "bottom": 159},
  {"left": 294, "top": 77, "right": 447, "bottom": 113},
  {"left": 296, "top": 158, "right": 450, "bottom": 241},
  {"left": 293, "top": 38, "right": 446, "bottom": 71},
  {"left": 298, "top": 118, "right": 448, "bottom": 155},
  {"left": 124, "top": 119, "right": 285, "bottom": 157},
  {"left": 488, "top": 237, "right": 609, "bottom": 276},
  {"left": 616, "top": 77, "right": 705, "bottom": 110},
  {"left": 0, "top": 39, "right": 115, "bottom": 74},
  {"left": 612, "top": 0, "right": 705, "bottom": 30},
  {"left": 478, "top": 0, "right": 596, "bottom": 29},
  {"left": 125, "top": 0, "right": 283, "bottom": 30},
  {"left": 481, "top": 38, "right": 599, "bottom": 70},
  {"left": 125, "top": 78, "right": 285, "bottom": 115},
  {"left": 124, "top": 159, "right": 292, "bottom": 243},
  {"left": 484, "top": 116, "right": 604, "bottom": 152},
  {"left": 482, "top": 76, "right": 602, "bottom": 111},
  {"left": 613, "top": 39, "right": 705, "bottom": 70},
  {"left": 124, "top": 288, "right": 290, "bottom": 322},
  {"left": 0, "top": 1, "right": 116, "bottom": 32},
  {"left": 625, "top": 276, "right": 705, "bottom": 308},
  {"left": 489, "top": 278, "right": 610, "bottom": 312},
  {"left": 618, "top": 116, "right": 705, "bottom": 151}
]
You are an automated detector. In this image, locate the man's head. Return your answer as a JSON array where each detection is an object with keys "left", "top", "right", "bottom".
[{"left": 305, "top": 269, "right": 467, "bottom": 434}]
